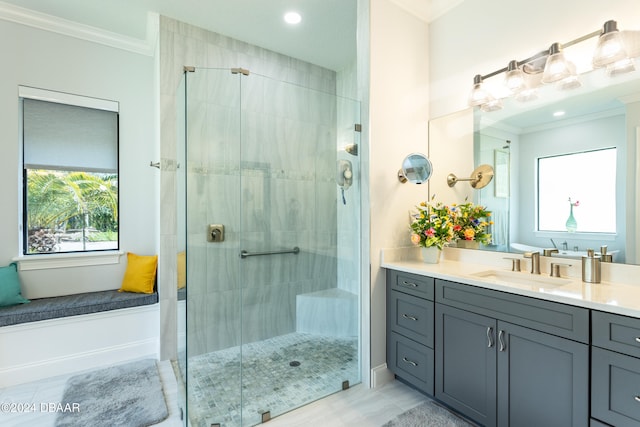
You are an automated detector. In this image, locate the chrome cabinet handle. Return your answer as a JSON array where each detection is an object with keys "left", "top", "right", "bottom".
[
  {"left": 498, "top": 330, "right": 506, "bottom": 352},
  {"left": 635, "top": 337, "right": 640, "bottom": 343},
  {"left": 635, "top": 396, "right": 640, "bottom": 403},
  {"left": 402, "top": 313, "right": 418, "bottom": 321},
  {"left": 402, "top": 357, "right": 418, "bottom": 367},
  {"left": 487, "top": 327, "right": 494, "bottom": 348},
  {"left": 402, "top": 281, "right": 418, "bottom": 287}
]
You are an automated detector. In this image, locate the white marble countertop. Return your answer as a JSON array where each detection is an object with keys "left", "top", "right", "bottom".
[{"left": 381, "top": 247, "right": 640, "bottom": 319}]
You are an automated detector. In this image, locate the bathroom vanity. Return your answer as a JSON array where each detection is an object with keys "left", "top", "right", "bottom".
[{"left": 383, "top": 249, "right": 640, "bottom": 427}]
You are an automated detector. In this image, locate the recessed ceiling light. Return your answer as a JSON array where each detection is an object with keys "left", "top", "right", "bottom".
[
  {"left": 553, "top": 110, "right": 566, "bottom": 117},
  {"left": 284, "top": 11, "right": 302, "bottom": 25}
]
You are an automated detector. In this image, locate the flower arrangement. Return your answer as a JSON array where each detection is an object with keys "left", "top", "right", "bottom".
[
  {"left": 409, "top": 197, "right": 455, "bottom": 250},
  {"left": 568, "top": 197, "right": 579, "bottom": 207},
  {"left": 450, "top": 200, "right": 493, "bottom": 245}
]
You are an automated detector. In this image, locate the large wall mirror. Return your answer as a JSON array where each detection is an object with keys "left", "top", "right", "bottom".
[{"left": 430, "top": 66, "right": 640, "bottom": 265}]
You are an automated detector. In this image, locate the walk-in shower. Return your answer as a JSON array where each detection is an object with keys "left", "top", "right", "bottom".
[{"left": 177, "top": 67, "right": 362, "bottom": 427}]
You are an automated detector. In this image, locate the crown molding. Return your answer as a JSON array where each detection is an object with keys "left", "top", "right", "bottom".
[
  {"left": 0, "top": 1, "right": 157, "bottom": 56},
  {"left": 389, "top": 0, "right": 464, "bottom": 23}
]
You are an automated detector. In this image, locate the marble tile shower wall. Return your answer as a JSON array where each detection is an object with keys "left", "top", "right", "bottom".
[{"left": 159, "top": 17, "right": 344, "bottom": 356}]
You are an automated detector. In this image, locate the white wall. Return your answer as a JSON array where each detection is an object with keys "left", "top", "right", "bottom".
[
  {"left": 369, "top": 0, "right": 430, "bottom": 380},
  {"left": 0, "top": 17, "right": 158, "bottom": 298}
]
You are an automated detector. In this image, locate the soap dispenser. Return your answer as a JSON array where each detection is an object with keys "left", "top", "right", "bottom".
[
  {"left": 600, "top": 245, "right": 613, "bottom": 263},
  {"left": 582, "top": 249, "right": 601, "bottom": 283}
]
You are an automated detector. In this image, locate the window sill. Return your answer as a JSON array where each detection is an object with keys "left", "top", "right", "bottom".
[
  {"left": 12, "top": 251, "right": 124, "bottom": 271},
  {"left": 533, "top": 231, "right": 617, "bottom": 241}
]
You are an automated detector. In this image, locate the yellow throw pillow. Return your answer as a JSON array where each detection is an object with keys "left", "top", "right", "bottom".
[
  {"left": 119, "top": 252, "right": 158, "bottom": 294},
  {"left": 177, "top": 251, "right": 186, "bottom": 289}
]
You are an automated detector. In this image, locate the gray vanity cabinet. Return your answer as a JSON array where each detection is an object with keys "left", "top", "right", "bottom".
[
  {"left": 496, "top": 321, "right": 589, "bottom": 427},
  {"left": 386, "top": 270, "right": 435, "bottom": 395},
  {"left": 591, "top": 311, "right": 640, "bottom": 426},
  {"left": 435, "top": 279, "right": 589, "bottom": 427},
  {"left": 435, "top": 304, "right": 497, "bottom": 425}
]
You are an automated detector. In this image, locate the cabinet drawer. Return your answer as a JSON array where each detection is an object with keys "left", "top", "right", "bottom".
[
  {"left": 592, "top": 347, "right": 640, "bottom": 426},
  {"left": 388, "top": 290, "right": 434, "bottom": 347},
  {"left": 435, "top": 279, "right": 589, "bottom": 343},
  {"left": 388, "top": 332, "right": 434, "bottom": 395},
  {"left": 593, "top": 311, "right": 640, "bottom": 358},
  {"left": 388, "top": 270, "right": 434, "bottom": 300}
]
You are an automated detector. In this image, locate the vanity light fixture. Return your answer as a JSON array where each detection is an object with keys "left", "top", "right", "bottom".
[
  {"left": 467, "top": 19, "right": 638, "bottom": 110},
  {"left": 541, "top": 43, "right": 574, "bottom": 84},
  {"left": 593, "top": 20, "right": 628, "bottom": 68},
  {"left": 467, "top": 74, "right": 494, "bottom": 107},
  {"left": 504, "top": 60, "right": 526, "bottom": 94},
  {"left": 607, "top": 57, "right": 636, "bottom": 77}
]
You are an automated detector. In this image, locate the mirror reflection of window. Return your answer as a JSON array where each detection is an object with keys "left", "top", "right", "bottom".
[{"left": 537, "top": 148, "right": 616, "bottom": 233}]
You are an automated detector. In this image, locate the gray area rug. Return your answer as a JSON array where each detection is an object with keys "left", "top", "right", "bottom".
[
  {"left": 55, "top": 359, "right": 169, "bottom": 427},
  {"left": 383, "top": 400, "right": 476, "bottom": 427}
]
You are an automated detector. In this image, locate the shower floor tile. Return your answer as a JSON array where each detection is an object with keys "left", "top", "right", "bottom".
[{"left": 186, "top": 332, "right": 359, "bottom": 427}]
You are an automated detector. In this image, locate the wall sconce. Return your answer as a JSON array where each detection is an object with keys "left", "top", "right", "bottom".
[
  {"left": 467, "top": 19, "right": 638, "bottom": 111},
  {"left": 447, "top": 165, "right": 494, "bottom": 189}
]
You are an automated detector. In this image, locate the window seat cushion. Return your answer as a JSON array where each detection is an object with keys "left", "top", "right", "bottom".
[{"left": 0, "top": 290, "right": 158, "bottom": 327}]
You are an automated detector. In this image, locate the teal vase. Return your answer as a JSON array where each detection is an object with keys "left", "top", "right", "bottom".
[{"left": 565, "top": 204, "right": 577, "bottom": 233}]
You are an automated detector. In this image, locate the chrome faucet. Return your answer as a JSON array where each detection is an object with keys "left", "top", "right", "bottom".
[
  {"left": 524, "top": 251, "right": 541, "bottom": 274},
  {"left": 562, "top": 241, "right": 568, "bottom": 251}
]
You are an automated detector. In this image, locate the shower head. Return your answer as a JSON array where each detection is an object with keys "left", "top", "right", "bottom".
[{"left": 344, "top": 144, "right": 358, "bottom": 156}]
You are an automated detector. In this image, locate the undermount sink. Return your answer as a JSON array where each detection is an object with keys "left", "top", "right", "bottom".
[{"left": 470, "top": 269, "right": 572, "bottom": 288}]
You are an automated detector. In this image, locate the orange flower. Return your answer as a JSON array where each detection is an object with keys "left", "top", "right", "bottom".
[{"left": 463, "top": 228, "right": 475, "bottom": 240}]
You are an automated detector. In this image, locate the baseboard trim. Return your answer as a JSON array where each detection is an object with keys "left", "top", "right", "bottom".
[
  {"left": 0, "top": 338, "right": 159, "bottom": 387},
  {"left": 371, "top": 363, "right": 394, "bottom": 388}
]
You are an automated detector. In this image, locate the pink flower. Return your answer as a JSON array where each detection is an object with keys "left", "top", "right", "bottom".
[
  {"left": 425, "top": 228, "right": 435, "bottom": 237},
  {"left": 410, "top": 233, "right": 421, "bottom": 245}
]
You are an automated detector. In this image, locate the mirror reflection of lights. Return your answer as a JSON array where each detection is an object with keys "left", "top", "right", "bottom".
[{"left": 284, "top": 11, "right": 302, "bottom": 25}]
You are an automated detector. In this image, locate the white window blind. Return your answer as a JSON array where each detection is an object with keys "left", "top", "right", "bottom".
[{"left": 23, "top": 98, "right": 118, "bottom": 172}]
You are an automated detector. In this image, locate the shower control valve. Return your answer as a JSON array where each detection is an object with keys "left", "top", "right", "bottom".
[{"left": 208, "top": 224, "right": 225, "bottom": 242}]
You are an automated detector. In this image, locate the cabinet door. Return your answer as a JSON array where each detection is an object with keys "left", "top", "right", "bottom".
[
  {"left": 592, "top": 347, "right": 640, "bottom": 426},
  {"left": 497, "top": 321, "right": 589, "bottom": 427},
  {"left": 436, "top": 304, "right": 497, "bottom": 427}
]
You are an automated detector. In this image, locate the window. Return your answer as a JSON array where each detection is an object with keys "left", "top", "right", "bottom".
[
  {"left": 20, "top": 87, "right": 119, "bottom": 254},
  {"left": 537, "top": 148, "right": 616, "bottom": 233}
]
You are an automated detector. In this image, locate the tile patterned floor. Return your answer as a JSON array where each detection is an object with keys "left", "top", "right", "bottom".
[{"left": 185, "top": 332, "right": 359, "bottom": 427}]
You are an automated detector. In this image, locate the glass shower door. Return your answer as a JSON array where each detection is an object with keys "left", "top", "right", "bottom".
[
  {"left": 238, "top": 72, "right": 361, "bottom": 425},
  {"left": 185, "top": 67, "right": 244, "bottom": 427},
  {"left": 184, "top": 67, "right": 361, "bottom": 427}
]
